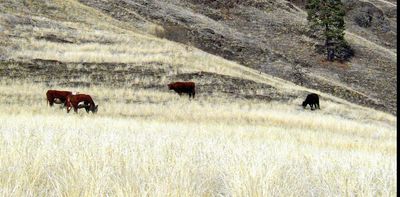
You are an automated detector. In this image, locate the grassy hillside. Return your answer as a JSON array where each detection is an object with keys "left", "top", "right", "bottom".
[
  {"left": 75, "top": 0, "right": 397, "bottom": 114},
  {"left": 0, "top": 0, "right": 397, "bottom": 196}
]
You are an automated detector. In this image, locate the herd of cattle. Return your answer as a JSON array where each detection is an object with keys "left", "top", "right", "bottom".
[{"left": 46, "top": 81, "right": 320, "bottom": 113}]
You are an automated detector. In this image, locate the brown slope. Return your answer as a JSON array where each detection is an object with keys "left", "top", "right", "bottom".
[
  {"left": 77, "top": 0, "right": 397, "bottom": 114},
  {"left": 19, "top": 0, "right": 390, "bottom": 114}
]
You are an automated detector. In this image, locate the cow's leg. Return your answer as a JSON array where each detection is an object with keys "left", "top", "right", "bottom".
[
  {"left": 59, "top": 100, "right": 65, "bottom": 109},
  {"left": 188, "top": 91, "right": 194, "bottom": 100},
  {"left": 73, "top": 106, "right": 78, "bottom": 113},
  {"left": 48, "top": 97, "right": 54, "bottom": 107},
  {"left": 84, "top": 101, "right": 90, "bottom": 113},
  {"left": 61, "top": 99, "right": 68, "bottom": 109},
  {"left": 66, "top": 100, "right": 72, "bottom": 113}
]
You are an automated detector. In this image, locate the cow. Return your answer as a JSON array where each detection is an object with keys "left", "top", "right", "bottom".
[
  {"left": 66, "top": 94, "right": 98, "bottom": 113},
  {"left": 302, "top": 93, "right": 320, "bottom": 110},
  {"left": 46, "top": 90, "right": 73, "bottom": 107},
  {"left": 167, "top": 81, "right": 196, "bottom": 99}
]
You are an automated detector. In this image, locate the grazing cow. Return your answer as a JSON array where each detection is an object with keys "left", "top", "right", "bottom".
[
  {"left": 168, "top": 81, "right": 196, "bottom": 99},
  {"left": 46, "top": 90, "right": 73, "bottom": 107},
  {"left": 66, "top": 94, "right": 98, "bottom": 113},
  {"left": 302, "top": 93, "right": 320, "bottom": 110}
]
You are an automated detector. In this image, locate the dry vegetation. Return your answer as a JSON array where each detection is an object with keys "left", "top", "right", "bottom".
[
  {"left": 0, "top": 0, "right": 397, "bottom": 196},
  {"left": 0, "top": 81, "right": 397, "bottom": 196},
  {"left": 77, "top": 0, "right": 397, "bottom": 114}
]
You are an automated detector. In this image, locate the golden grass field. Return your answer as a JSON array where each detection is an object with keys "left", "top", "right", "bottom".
[
  {"left": 0, "top": 81, "right": 396, "bottom": 196},
  {"left": 0, "top": 0, "right": 397, "bottom": 196}
]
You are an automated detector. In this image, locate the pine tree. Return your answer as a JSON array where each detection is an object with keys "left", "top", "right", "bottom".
[{"left": 306, "top": 0, "right": 354, "bottom": 61}]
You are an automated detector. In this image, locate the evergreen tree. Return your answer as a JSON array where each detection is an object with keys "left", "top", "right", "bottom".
[{"left": 306, "top": 0, "right": 354, "bottom": 61}]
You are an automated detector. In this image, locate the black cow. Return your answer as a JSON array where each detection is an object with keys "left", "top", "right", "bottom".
[{"left": 302, "top": 93, "right": 320, "bottom": 110}]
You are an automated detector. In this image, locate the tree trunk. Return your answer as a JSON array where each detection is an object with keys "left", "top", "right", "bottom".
[
  {"left": 325, "top": 23, "right": 334, "bottom": 61},
  {"left": 327, "top": 47, "right": 334, "bottom": 61}
]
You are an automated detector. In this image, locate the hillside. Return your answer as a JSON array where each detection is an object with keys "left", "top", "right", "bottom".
[
  {"left": 73, "top": 0, "right": 397, "bottom": 114},
  {"left": 0, "top": 0, "right": 397, "bottom": 196},
  {"left": 1, "top": 0, "right": 397, "bottom": 114}
]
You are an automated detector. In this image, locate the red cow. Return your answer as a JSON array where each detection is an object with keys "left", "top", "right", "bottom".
[
  {"left": 46, "top": 90, "right": 73, "bottom": 107},
  {"left": 168, "top": 82, "right": 195, "bottom": 99},
  {"left": 66, "top": 94, "right": 98, "bottom": 113}
]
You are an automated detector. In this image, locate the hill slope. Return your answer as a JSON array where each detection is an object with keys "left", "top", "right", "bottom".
[
  {"left": 0, "top": 0, "right": 378, "bottom": 106},
  {"left": 74, "top": 0, "right": 397, "bottom": 114},
  {"left": 0, "top": 0, "right": 396, "bottom": 196}
]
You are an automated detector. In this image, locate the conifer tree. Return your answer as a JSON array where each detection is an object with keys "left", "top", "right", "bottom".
[{"left": 306, "top": 0, "right": 353, "bottom": 61}]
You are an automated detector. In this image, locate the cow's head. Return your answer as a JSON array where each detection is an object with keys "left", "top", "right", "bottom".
[
  {"left": 302, "top": 101, "right": 307, "bottom": 108},
  {"left": 92, "top": 105, "right": 98, "bottom": 113},
  {"left": 167, "top": 83, "right": 173, "bottom": 90}
]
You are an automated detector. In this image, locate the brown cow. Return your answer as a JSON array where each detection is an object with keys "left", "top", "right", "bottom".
[
  {"left": 46, "top": 90, "right": 73, "bottom": 107},
  {"left": 66, "top": 94, "right": 98, "bottom": 113},
  {"left": 168, "top": 82, "right": 195, "bottom": 99}
]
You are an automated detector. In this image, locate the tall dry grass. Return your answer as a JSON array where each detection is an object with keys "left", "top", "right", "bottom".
[
  {"left": 0, "top": 82, "right": 396, "bottom": 196},
  {"left": 0, "top": 0, "right": 397, "bottom": 195}
]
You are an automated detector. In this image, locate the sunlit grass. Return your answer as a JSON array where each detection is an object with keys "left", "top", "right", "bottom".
[
  {"left": 0, "top": 82, "right": 396, "bottom": 196},
  {"left": 0, "top": 0, "right": 397, "bottom": 195}
]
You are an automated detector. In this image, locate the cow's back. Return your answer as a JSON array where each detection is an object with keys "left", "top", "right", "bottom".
[
  {"left": 306, "top": 93, "right": 319, "bottom": 102},
  {"left": 47, "top": 90, "right": 72, "bottom": 97},
  {"left": 171, "top": 82, "right": 195, "bottom": 92},
  {"left": 68, "top": 94, "right": 95, "bottom": 105}
]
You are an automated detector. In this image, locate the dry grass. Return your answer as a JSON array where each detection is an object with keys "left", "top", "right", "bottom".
[
  {"left": 0, "top": 82, "right": 396, "bottom": 196},
  {"left": 0, "top": 0, "right": 397, "bottom": 196},
  {"left": 345, "top": 32, "right": 397, "bottom": 61}
]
